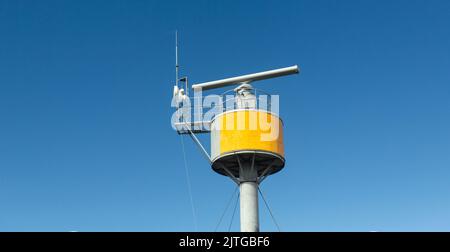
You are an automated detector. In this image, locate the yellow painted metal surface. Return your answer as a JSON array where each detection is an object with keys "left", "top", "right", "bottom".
[{"left": 210, "top": 110, "right": 284, "bottom": 160}]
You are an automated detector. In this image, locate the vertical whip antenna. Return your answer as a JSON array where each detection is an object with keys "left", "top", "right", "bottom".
[{"left": 175, "top": 30, "right": 179, "bottom": 88}]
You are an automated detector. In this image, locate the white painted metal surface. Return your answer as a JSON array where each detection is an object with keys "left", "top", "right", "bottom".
[
  {"left": 192, "top": 65, "right": 299, "bottom": 91},
  {"left": 240, "top": 181, "right": 259, "bottom": 232}
]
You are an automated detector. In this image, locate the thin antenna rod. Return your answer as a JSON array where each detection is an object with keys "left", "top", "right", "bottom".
[{"left": 175, "top": 30, "right": 179, "bottom": 88}]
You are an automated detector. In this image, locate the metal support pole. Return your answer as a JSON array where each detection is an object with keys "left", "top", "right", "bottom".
[
  {"left": 240, "top": 181, "right": 259, "bottom": 232},
  {"left": 238, "top": 158, "right": 259, "bottom": 232}
]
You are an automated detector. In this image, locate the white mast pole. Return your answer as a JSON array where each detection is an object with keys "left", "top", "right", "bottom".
[
  {"left": 238, "top": 159, "right": 260, "bottom": 232},
  {"left": 240, "top": 181, "right": 259, "bottom": 232}
]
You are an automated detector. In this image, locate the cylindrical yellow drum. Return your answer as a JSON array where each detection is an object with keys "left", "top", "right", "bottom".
[{"left": 210, "top": 109, "right": 285, "bottom": 177}]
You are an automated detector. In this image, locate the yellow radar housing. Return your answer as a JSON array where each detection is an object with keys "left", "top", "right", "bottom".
[{"left": 210, "top": 109, "right": 285, "bottom": 178}]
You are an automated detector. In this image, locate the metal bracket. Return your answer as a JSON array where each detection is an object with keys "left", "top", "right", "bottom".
[
  {"left": 218, "top": 163, "right": 240, "bottom": 185},
  {"left": 183, "top": 121, "right": 211, "bottom": 164},
  {"left": 257, "top": 159, "right": 277, "bottom": 184}
]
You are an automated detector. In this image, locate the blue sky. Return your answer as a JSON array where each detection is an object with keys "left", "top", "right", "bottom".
[{"left": 0, "top": 0, "right": 449, "bottom": 231}]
